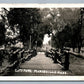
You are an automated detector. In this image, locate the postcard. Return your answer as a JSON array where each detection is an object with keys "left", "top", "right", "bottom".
[{"left": 0, "top": 4, "right": 84, "bottom": 81}]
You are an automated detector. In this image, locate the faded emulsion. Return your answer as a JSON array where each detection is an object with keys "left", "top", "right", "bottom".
[{"left": 0, "top": 7, "right": 84, "bottom": 76}]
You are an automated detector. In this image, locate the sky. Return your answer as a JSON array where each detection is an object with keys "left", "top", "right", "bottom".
[{"left": 43, "top": 34, "right": 51, "bottom": 45}]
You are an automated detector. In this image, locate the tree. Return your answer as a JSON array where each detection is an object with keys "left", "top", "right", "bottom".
[
  {"left": 53, "top": 24, "right": 72, "bottom": 49},
  {"left": 7, "top": 8, "right": 42, "bottom": 48},
  {"left": 50, "top": 8, "right": 81, "bottom": 51},
  {"left": 0, "top": 21, "right": 6, "bottom": 46},
  {"left": 0, "top": 8, "right": 8, "bottom": 46}
]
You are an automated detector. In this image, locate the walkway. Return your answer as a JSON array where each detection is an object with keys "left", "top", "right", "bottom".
[{"left": 12, "top": 52, "right": 71, "bottom": 76}]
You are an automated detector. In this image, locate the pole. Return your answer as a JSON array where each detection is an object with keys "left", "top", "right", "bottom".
[
  {"left": 64, "top": 51, "right": 69, "bottom": 70},
  {"left": 36, "top": 41, "right": 37, "bottom": 50},
  {"left": 29, "top": 35, "right": 31, "bottom": 49}
]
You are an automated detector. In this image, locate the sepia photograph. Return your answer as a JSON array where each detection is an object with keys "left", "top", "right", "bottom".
[{"left": 0, "top": 4, "right": 84, "bottom": 78}]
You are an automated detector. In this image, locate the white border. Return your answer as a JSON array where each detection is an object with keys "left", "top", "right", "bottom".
[
  {"left": 0, "top": 76, "right": 84, "bottom": 81},
  {"left": 0, "top": 4, "right": 84, "bottom": 81},
  {"left": 0, "top": 4, "right": 84, "bottom": 8}
]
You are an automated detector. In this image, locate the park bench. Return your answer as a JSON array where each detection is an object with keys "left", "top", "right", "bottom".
[
  {"left": 46, "top": 48, "right": 55, "bottom": 58},
  {"left": 18, "top": 49, "right": 33, "bottom": 63},
  {"left": 7, "top": 48, "right": 25, "bottom": 70},
  {"left": 17, "top": 49, "right": 25, "bottom": 64},
  {"left": 24, "top": 49, "right": 30, "bottom": 53},
  {"left": 18, "top": 49, "right": 24, "bottom": 59},
  {"left": 54, "top": 51, "right": 62, "bottom": 64},
  {"left": 46, "top": 50, "right": 52, "bottom": 58},
  {"left": 45, "top": 48, "right": 70, "bottom": 70},
  {"left": 9, "top": 48, "right": 21, "bottom": 63},
  {"left": 81, "top": 49, "right": 84, "bottom": 53},
  {"left": 24, "top": 53, "right": 32, "bottom": 60},
  {"left": 8, "top": 60, "right": 18, "bottom": 68},
  {"left": 46, "top": 48, "right": 58, "bottom": 59},
  {"left": 29, "top": 49, "right": 37, "bottom": 56},
  {"left": 24, "top": 49, "right": 37, "bottom": 61},
  {"left": 22, "top": 49, "right": 32, "bottom": 61}
]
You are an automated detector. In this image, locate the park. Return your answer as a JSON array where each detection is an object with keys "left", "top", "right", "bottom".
[{"left": 0, "top": 8, "right": 84, "bottom": 76}]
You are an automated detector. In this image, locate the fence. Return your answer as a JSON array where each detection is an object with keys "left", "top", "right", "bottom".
[
  {"left": 0, "top": 48, "right": 37, "bottom": 75},
  {"left": 45, "top": 48, "right": 82, "bottom": 70}
]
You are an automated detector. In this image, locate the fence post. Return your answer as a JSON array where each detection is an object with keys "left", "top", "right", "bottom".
[
  {"left": 54, "top": 51, "right": 58, "bottom": 63},
  {"left": 63, "top": 51, "right": 70, "bottom": 70}
]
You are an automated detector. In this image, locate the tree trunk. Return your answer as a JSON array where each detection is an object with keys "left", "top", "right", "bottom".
[{"left": 73, "top": 47, "right": 75, "bottom": 52}]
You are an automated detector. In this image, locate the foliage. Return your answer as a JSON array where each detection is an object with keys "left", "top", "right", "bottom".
[
  {"left": 0, "top": 22, "right": 6, "bottom": 46},
  {"left": 7, "top": 8, "right": 42, "bottom": 47}
]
